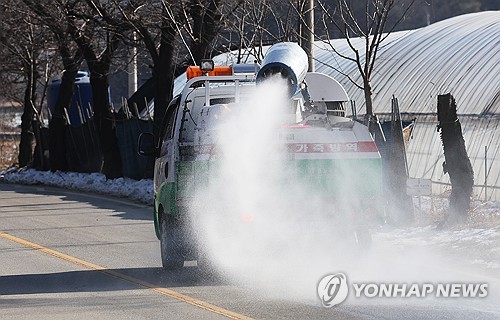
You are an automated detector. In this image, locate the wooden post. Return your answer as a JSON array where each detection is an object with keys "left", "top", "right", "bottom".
[{"left": 437, "top": 93, "right": 474, "bottom": 224}]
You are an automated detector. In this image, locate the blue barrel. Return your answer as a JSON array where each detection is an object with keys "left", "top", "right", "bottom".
[{"left": 47, "top": 71, "right": 93, "bottom": 126}]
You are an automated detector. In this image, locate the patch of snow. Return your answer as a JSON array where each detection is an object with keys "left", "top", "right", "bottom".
[
  {"left": 373, "top": 224, "right": 500, "bottom": 274},
  {"left": 0, "top": 167, "right": 153, "bottom": 205}
]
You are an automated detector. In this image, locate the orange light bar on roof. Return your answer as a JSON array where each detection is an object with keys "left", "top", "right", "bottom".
[{"left": 186, "top": 66, "right": 233, "bottom": 80}]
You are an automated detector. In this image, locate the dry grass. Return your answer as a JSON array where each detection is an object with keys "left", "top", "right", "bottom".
[
  {"left": 469, "top": 200, "right": 500, "bottom": 228},
  {"left": 0, "top": 137, "right": 19, "bottom": 170},
  {"left": 0, "top": 104, "right": 21, "bottom": 170}
]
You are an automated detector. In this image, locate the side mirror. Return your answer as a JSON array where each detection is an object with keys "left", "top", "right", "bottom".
[{"left": 138, "top": 132, "right": 157, "bottom": 157}]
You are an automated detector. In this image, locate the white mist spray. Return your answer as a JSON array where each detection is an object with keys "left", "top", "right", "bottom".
[
  {"left": 187, "top": 79, "right": 500, "bottom": 310},
  {"left": 188, "top": 79, "right": 354, "bottom": 301}
]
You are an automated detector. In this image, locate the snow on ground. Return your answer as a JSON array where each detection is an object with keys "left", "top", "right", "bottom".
[
  {"left": 373, "top": 223, "right": 500, "bottom": 274},
  {"left": 0, "top": 167, "right": 153, "bottom": 204},
  {"left": 0, "top": 167, "right": 499, "bottom": 274},
  {"left": 372, "top": 197, "right": 500, "bottom": 276}
]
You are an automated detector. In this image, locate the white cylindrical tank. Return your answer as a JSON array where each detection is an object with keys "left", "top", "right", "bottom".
[{"left": 256, "top": 42, "right": 309, "bottom": 96}]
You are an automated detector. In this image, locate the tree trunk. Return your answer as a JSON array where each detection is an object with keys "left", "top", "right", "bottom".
[
  {"left": 153, "top": 20, "right": 177, "bottom": 147},
  {"left": 18, "top": 60, "right": 35, "bottom": 167},
  {"left": 189, "top": 0, "right": 221, "bottom": 65},
  {"left": 49, "top": 60, "right": 80, "bottom": 172},
  {"left": 437, "top": 93, "right": 474, "bottom": 224},
  {"left": 69, "top": 23, "right": 123, "bottom": 178},
  {"left": 363, "top": 79, "right": 374, "bottom": 125},
  {"left": 90, "top": 64, "right": 123, "bottom": 179}
]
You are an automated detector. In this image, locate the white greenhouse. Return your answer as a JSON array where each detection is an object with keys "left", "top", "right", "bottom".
[{"left": 311, "top": 11, "right": 500, "bottom": 200}]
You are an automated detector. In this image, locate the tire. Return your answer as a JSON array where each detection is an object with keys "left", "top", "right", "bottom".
[{"left": 160, "top": 214, "right": 185, "bottom": 270}]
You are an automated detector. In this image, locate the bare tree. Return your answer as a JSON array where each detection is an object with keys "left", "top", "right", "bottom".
[
  {"left": 0, "top": 1, "right": 56, "bottom": 168},
  {"left": 68, "top": 2, "right": 125, "bottom": 178},
  {"left": 23, "top": 0, "right": 84, "bottom": 172},
  {"left": 22, "top": 1, "right": 126, "bottom": 176},
  {"left": 186, "top": 0, "right": 224, "bottom": 65},
  {"left": 85, "top": 1, "right": 179, "bottom": 147},
  {"left": 220, "top": 0, "right": 300, "bottom": 63},
  {"left": 318, "top": 0, "right": 415, "bottom": 126},
  {"left": 86, "top": 0, "right": 233, "bottom": 147}
]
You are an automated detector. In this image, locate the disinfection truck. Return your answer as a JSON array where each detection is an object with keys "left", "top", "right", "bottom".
[{"left": 139, "top": 42, "right": 383, "bottom": 269}]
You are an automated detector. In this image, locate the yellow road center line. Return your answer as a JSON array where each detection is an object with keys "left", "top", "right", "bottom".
[{"left": 0, "top": 231, "right": 252, "bottom": 320}]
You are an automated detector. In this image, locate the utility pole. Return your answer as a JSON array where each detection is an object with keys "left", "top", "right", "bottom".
[{"left": 302, "top": 0, "right": 315, "bottom": 72}]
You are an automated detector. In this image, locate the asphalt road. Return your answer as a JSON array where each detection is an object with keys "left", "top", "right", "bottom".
[{"left": 0, "top": 183, "right": 498, "bottom": 320}]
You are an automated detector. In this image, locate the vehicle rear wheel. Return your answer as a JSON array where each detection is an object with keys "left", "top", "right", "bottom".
[{"left": 160, "top": 214, "right": 185, "bottom": 270}]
